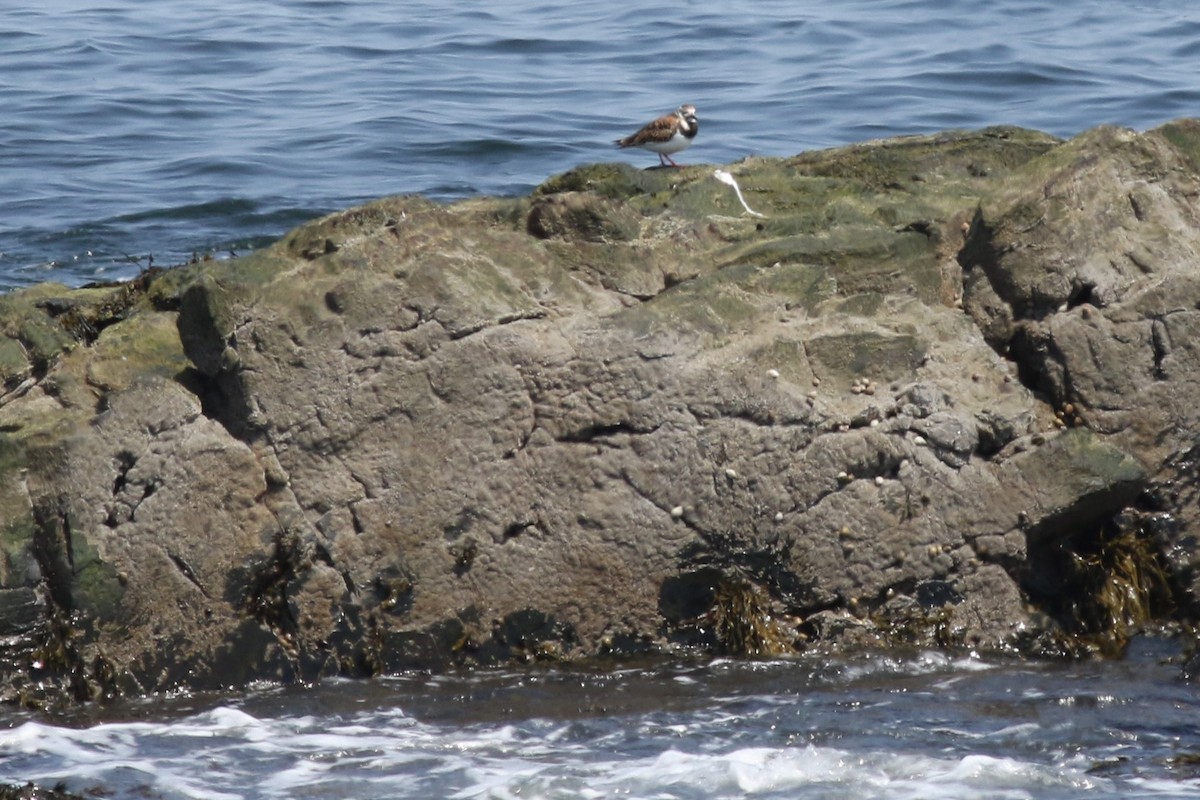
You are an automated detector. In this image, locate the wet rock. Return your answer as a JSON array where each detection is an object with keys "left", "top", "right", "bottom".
[
  {"left": 3, "top": 122, "right": 1200, "bottom": 704},
  {"left": 0, "top": 783, "right": 87, "bottom": 800},
  {"left": 963, "top": 118, "right": 1200, "bottom": 608}
]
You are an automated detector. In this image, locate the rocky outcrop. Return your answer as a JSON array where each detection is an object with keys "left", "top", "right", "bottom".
[{"left": 2, "top": 122, "right": 1198, "bottom": 705}]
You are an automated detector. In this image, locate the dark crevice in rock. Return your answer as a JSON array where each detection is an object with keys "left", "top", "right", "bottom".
[
  {"left": 692, "top": 407, "right": 796, "bottom": 429},
  {"left": 1006, "top": 325, "right": 1065, "bottom": 406},
  {"left": 896, "top": 219, "right": 937, "bottom": 239},
  {"left": 500, "top": 520, "right": 537, "bottom": 542},
  {"left": 659, "top": 568, "right": 722, "bottom": 629},
  {"left": 167, "top": 551, "right": 210, "bottom": 599},
  {"left": 1151, "top": 319, "right": 1171, "bottom": 380},
  {"left": 101, "top": 507, "right": 122, "bottom": 530},
  {"left": 176, "top": 364, "right": 262, "bottom": 443},
  {"left": 176, "top": 281, "right": 268, "bottom": 444},
  {"left": 678, "top": 529, "right": 818, "bottom": 616},
  {"left": 600, "top": 282, "right": 659, "bottom": 303},
  {"left": 110, "top": 450, "right": 136, "bottom": 496},
  {"left": 956, "top": 212, "right": 999, "bottom": 285},
  {"left": 312, "top": 541, "right": 337, "bottom": 570},
  {"left": 974, "top": 411, "right": 1018, "bottom": 458},
  {"left": 446, "top": 309, "right": 549, "bottom": 342},
  {"left": 914, "top": 579, "right": 965, "bottom": 608},
  {"left": 957, "top": 218, "right": 1071, "bottom": 406},
  {"left": 1128, "top": 190, "right": 1148, "bottom": 222},
  {"left": 1066, "top": 280, "right": 1097, "bottom": 310},
  {"left": 30, "top": 499, "right": 74, "bottom": 613},
  {"left": 662, "top": 272, "right": 689, "bottom": 291},
  {"left": 556, "top": 420, "right": 658, "bottom": 444},
  {"left": 349, "top": 505, "right": 366, "bottom": 535},
  {"left": 475, "top": 608, "right": 579, "bottom": 664}
]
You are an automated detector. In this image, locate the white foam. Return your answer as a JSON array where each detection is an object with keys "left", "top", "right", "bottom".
[
  {"left": 572, "top": 744, "right": 1108, "bottom": 799},
  {"left": 838, "top": 650, "right": 997, "bottom": 683},
  {"left": 0, "top": 664, "right": 1193, "bottom": 800},
  {"left": 256, "top": 758, "right": 332, "bottom": 795}
]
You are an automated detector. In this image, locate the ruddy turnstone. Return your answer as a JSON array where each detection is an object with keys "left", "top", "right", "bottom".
[{"left": 615, "top": 104, "right": 698, "bottom": 167}]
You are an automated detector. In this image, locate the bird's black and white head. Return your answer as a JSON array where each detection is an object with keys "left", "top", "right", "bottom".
[{"left": 676, "top": 104, "right": 698, "bottom": 133}]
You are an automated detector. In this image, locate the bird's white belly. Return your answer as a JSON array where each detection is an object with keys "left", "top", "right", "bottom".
[{"left": 640, "top": 132, "right": 691, "bottom": 155}]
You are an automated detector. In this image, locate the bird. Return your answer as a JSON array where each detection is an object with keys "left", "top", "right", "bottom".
[{"left": 615, "top": 104, "right": 698, "bottom": 167}]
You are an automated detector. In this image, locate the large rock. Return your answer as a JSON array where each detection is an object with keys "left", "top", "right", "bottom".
[
  {"left": 962, "top": 121, "right": 1200, "bottom": 604},
  {"left": 0, "top": 123, "right": 1194, "bottom": 704}
]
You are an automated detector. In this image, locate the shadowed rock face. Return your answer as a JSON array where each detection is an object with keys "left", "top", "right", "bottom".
[{"left": 1, "top": 122, "right": 1197, "bottom": 704}]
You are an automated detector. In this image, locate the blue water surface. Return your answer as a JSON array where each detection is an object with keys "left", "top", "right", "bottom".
[{"left": 2, "top": 0, "right": 1199, "bottom": 289}]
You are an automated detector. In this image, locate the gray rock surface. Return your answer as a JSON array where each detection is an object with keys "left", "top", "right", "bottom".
[{"left": 1, "top": 122, "right": 1196, "bottom": 704}]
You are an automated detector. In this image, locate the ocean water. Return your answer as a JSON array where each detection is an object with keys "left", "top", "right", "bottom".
[
  {"left": 2, "top": 647, "right": 1200, "bottom": 799},
  {"left": 6, "top": 3, "right": 1200, "bottom": 796},
  {"left": 3, "top": 1, "right": 1200, "bottom": 290}
]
